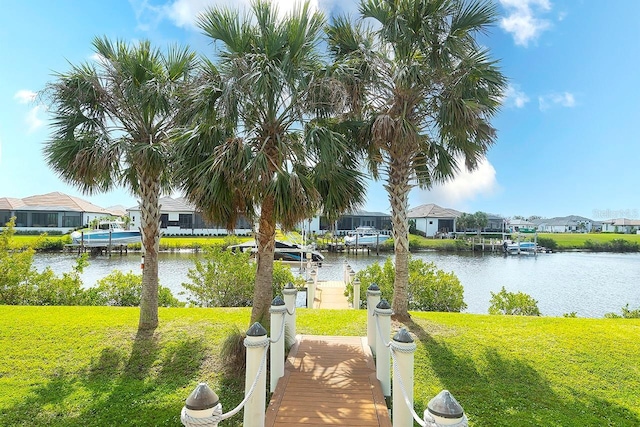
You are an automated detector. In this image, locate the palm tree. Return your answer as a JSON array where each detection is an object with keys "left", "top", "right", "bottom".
[
  {"left": 43, "top": 37, "right": 198, "bottom": 330},
  {"left": 174, "top": 1, "right": 366, "bottom": 327},
  {"left": 474, "top": 211, "right": 489, "bottom": 235},
  {"left": 328, "top": 0, "right": 506, "bottom": 319}
]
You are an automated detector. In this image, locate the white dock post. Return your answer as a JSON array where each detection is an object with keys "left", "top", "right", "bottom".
[
  {"left": 269, "top": 297, "right": 287, "bottom": 393},
  {"left": 367, "top": 283, "right": 381, "bottom": 355},
  {"left": 243, "top": 323, "right": 268, "bottom": 427},
  {"left": 282, "top": 283, "right": 297, "bottom": 347},
  {"left": 375, "top": 299, "right": 393, "bottom": 397},
  {"left": 353, "top": 277, "right": 361, "bottom": 309},
  {"left": 392, "top": 329, "right": 417, "bottom": 427},
  {"left": 424, "top": 390, "right": 468, "bottom": 426},
  {"left": 306, "top": 278, "right": 315, "bottom": 308}
]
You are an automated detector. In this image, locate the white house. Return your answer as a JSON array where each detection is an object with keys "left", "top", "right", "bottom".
[
  {"left": 533, "top": 215, "right": 594, "bottom": 233},
  {"left": 0, "top": 192, "right": 114, "bottom": 234},
  {"left": 127, "top": 197, "right": 253, "bottom": 236},
  {"left": 601, "top": 218, "right": 640, "bottom": 234},
  {"left": 297, "top": 210, "right": 392, "bottom": 236},
  {"left": 407, "top": 204, "right": 461, "bottom": 237}
]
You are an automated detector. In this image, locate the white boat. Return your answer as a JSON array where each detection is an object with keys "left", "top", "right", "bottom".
[
  {"left": 344, "top": 227, "right": 390, "bottom": 246},
  {"left": 228, "top": 240, "right": 325, "bottom": 263},
  {"left": 71, "top": 221, "right": 141, "bottom": 246},
  {"left": 504, "top": 241, "right": 536, "bottom": 254}
]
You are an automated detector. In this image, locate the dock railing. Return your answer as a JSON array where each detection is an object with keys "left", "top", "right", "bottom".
[
  {"left": 180, "top": 290, "right": 297, "bottom": 427},
  {"left": 367, "top": 284, "right": 470, "bottom": 427}
]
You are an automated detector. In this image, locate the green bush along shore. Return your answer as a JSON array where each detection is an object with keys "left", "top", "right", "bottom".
[{"left": 1, "top": 306, "right": 639, "bottom": 426}]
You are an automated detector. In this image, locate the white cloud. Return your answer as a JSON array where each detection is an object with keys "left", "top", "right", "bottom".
[
  {"left": 413, "top": 158, "right": 499, "bottom": 207},
  {"left": 503, "top": 84, "right": 529, "bottom": 108},
  {"left": 161, "top": 0, "right": 320, "bottom": 29},
  {"left": 165, "top": 0, "right": 221, "bottom": 28},
  {"left": 538, "top": 92, "right": 576, "bottom": 111},
  {"left": 499, "top": 0, "right": 552, "bottom": 46},
  {"left": 89, "top": 52, "right": 109, "bottom": 65},
  {"left": 13, "top": 90, "right": 45, "bottom": 134},
  {"left": 26, "top": 105, "right": 45, "bottom": 134},
  {"left": 14, "top": 90, "right": 37, "bottom": 104}
]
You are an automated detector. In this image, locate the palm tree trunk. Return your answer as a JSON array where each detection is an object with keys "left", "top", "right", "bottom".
[
  {"left": 387, "top": 153, "right": 412, "bottom": 320},
  {"left": 138, "top": 174, "right": 161, "bottom": 330},
  {"left": 251, "top": 195, "right": 276, "bottom": 329}
]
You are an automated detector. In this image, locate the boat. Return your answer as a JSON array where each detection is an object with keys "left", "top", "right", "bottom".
[
  {"left": 71, "top": 221, "right": 141, "bottom": 247},
  {"left": 228, "top": 240, "right": 325, "bottom": 263},
  {"left": 344, "top": 226, "right": 390, "bottom": 246},
  {"left": 504, "top": 240, "right": 537, "bottom": 254}
]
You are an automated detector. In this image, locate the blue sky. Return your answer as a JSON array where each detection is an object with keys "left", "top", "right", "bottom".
[{"left": 1, "top": 0, "right": 639, "bottom": 221}]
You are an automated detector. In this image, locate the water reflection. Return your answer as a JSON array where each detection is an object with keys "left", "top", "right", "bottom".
[{"left": 33, "top": 251, "right": 640, "bottom": 318}]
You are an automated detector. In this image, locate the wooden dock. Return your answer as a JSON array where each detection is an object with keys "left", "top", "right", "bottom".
[
  {"left": 266, "top": 335, "right": 391, "bottom": 426},
  {"left": 314, "top": 281, "right": 349, "bottom": 309}
]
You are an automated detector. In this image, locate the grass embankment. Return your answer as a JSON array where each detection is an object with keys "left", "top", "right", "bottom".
[
  {"left": 14, "top": 231, "right": 640, "bottom": 252},
  {"left": 1, "top": 306, "right": 639, "bottom": 426},
  {"left": 401, "top": 233, "right": 640, "bottom": 252},
  {"left": 537, "top": 232, "right": 640, "bottom": 250}
]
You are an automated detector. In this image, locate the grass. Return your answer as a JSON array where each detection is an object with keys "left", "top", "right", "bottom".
[
  {"left": 536, "top": 232, "right": 640, "bottom": 249},
  {"left": 1, "top": 306, "right": 638, "bottom": 426},
  {"left": 13, "top": 230, "right": 640, "bottom": 252}
]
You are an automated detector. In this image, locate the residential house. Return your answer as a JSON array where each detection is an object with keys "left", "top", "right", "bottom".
[
  {"left": 0, "top": 192, "right": 114, "bottom": 233},
  {"left": 601, "top": 218, "right": 640, "bottom": 234},
  {"left": 127, "top": 197, "right": 253, "bottom": 236},
  {"left": 482, "top": 213, "right": 508, "bottom": 233},
  {"left": 304, "top": 210, "right": 392, "bottom": 236},
  {"left": 407, "top": 204, "right": 461, "bottom": 237},
  {"left": 533, "top": 215, "right": 594, "bottom": 233}
]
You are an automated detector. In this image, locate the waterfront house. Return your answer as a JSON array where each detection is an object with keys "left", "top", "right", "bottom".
[
  {"left": 408, "top": 204, "right": 461, "bottom": 237},
  {"left": 302, "top": 210, "right": 392, "bottom": 236},
  {"left": 0, "top": 192, "right": 114, "bottom": 233},
  {"left": 126, "top": 197, "right": 253, "bottom": 236},
  {"left": 533, "top": 215, "right": 594, "bottom": 233},
  {"left": 601, "top": 218, "right": 640, "bottom": 234}
]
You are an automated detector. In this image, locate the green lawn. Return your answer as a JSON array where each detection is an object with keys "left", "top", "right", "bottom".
[
  {"left": 12, "top": 231, "right": 640, "bottom": 253},
  {"left": 537, "top": 232, "right": 640, "bottom": 249},
  {"left": 1, "top": 306, "right": 638, "bottom": 426}
]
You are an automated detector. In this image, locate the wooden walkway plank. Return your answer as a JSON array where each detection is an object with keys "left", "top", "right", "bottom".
[
  {"left": 314, "top": 281, "right": 349, "bottom": 309},
  {"left": 266, "top": 335, "right": 391, "bottom": 426}
]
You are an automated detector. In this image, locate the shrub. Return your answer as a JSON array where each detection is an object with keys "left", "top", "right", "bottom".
[
  {"left": 182, "top": 246, "right": 255, "bottom": 307},
  {"left": 347, "top": 258, "right": 395, "bottom": 307},
  {"left": 584, "top": 239, "right": 639, "bottom": 252},
  {"left": 604, "top": 304, "right": 640, "bottom": 319},
  {"left": 272, "top": 261, "right": 304, "bottom": 296},
  {"left": 182, "top": 246, "right": 301, "bottom": 307},
  {"left": 93, "top": 269, "right": 183, "bottom": 307},
  {"left": 537, "top": 237, "right": 557, "bottom": 250},
  {"left": 489, "top": 286, "right": 541, "bottom": 316},
  {"left": 408, "top": 258, "right": 467, "bottom": 312},
  {"left": 0, "top": 219, "right": 38, "bottom": 305},
  {"left": 348, "top": 257, "right": 466, "bottom": 312}
]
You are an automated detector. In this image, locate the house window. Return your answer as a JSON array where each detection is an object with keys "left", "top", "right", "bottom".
[
  {"left": 160, "top": 214, "right": 168, "bottom": 229},
  {"left": 179, "top": 214, "right": 193, "bottom": 229},
  {"left": 62, "top": 212, "right": 82, "bottom": 228},
  {"left": 32, "top": 212, "right": 58, "bottom": 227},
  {"left": 15, "top": 212, "right": 27, "bottom": 227},
  {"left": 0, "top": 210, "right": 11, "bottom": 225}
]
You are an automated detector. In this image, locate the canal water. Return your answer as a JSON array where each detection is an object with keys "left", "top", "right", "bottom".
[{"left": 33, "top": 251, "right": 640, "bottom": 318}]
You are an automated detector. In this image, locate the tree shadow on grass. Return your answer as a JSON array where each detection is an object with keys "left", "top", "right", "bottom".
[
  {"left": 3, "top": 328, "right": 208, "bottom": 426},
  {"left": 404, "top": 319, "right": 639, "bottom": 427}
]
